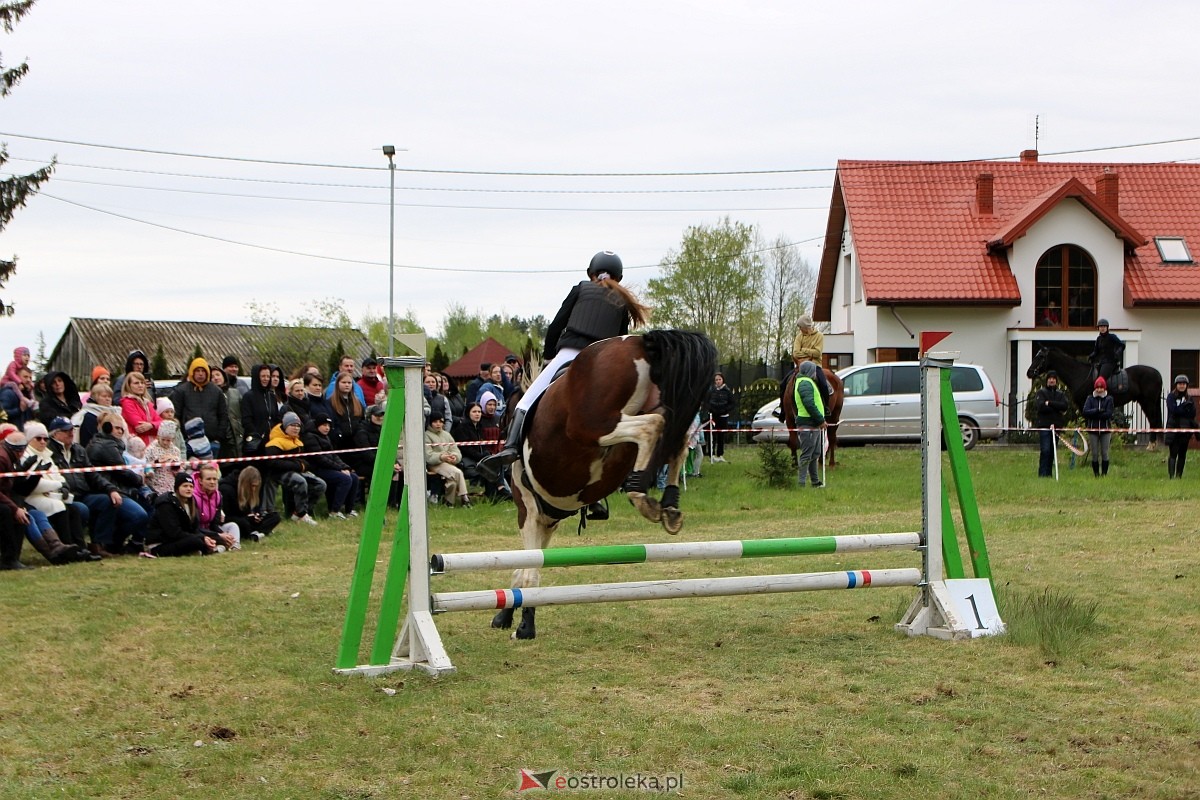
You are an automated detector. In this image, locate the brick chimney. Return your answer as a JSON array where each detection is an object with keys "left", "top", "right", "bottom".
[
  {"left": 1096, "top": 170, "right": 1119, "bottom": 214},
  {"left": 976, "top": 173, "right": 994, "bottom": 216},
  {"left": 1020, "top": 149, "right": 1039, "bottom": 162}
]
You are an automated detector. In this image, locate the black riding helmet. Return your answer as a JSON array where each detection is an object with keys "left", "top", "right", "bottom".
[{"left": 587, "top": 251, "right": 623, "bottom": 282}]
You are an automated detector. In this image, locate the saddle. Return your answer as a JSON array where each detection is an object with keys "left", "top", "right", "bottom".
[{"left": 1090, "top": 366, "right": 1129, "bottom": 395}]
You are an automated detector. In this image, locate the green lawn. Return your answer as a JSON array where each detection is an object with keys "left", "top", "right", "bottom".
[{"left": 1, "top": 442, "right": 1197, "bottom": 799}]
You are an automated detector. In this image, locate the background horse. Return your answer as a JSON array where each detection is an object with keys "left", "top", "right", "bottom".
[
  {"left": 1026, "top": 346, "right": 1164, "bottom": 447},
  {"left": 781, "top": 367, "right": 845, "bottom": 467},
  {"left": 492, "top": 329, "right": 717, "bottom": 640}
]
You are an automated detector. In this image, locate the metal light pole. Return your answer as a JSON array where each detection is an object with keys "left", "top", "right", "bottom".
[{"left": 383, "top": 145, "right": 397, "bottom": 357}]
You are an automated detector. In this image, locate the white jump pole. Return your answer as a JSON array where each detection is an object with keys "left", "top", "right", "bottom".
[
  {"left": 434, "top": 568, "right": 922, "bottom": 613},
  {"left": 432, "top": 532, "right": 921, "bottom": 573}
]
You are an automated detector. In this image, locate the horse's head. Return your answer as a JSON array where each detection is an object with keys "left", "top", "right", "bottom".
[{"left": 1026, "top": 348, "right": 1049, "bottom": 380}]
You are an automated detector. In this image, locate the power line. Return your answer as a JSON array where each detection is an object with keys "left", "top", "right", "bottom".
[
  {"left": 7, "top": 129, "right": 1200, "bottom": 176},
  {"left": 4, "top": 172, "right": 829, "bottom": 211},
  {"left": 40, "top": 192, "right": 820, "bottom": 273}
]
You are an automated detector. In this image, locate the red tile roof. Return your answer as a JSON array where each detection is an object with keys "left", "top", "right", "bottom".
[{"left": 815, "top": 159, "right": 1200, "bottom": 319}]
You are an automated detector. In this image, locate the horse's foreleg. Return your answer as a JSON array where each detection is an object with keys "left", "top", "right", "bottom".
[
  {"left": 493, "top": 465, "right": 556, "bottom": 639},
  {"left": 598, "top": 413, "right": 667, "bottom": 524}
]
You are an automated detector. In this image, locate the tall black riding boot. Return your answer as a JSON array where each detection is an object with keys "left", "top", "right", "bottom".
[
  {"left": 477, "top": 408, "right": 527, "bottom": 484},
  {"left": 1101, "top": 460, "right": 1110, "bottom": 476},
  {"left": 1092, "top": 461, "right": 1100, "bottom": 477},
  {"left": 1168, "top": 456, "right": 1177, "bottom": 479}
]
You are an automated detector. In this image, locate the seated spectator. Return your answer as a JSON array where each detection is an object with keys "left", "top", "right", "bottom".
[
  {"left": 442, "top": 374, "right": 466, "bottom": 422},
  {"left": 452, "top": 402, "right": 511, "bottom": 501},
  {"left": 143, "top": 420, "right": 184, "bottom": 496},
  {"left": 86, "top": 412, "right": 152, "bottom": 525},
  {"left": 193, "top": 463, "right": 239, "bottom": 550},
  {"left": 302, "top": 412, "right": 361, "bottom": 519},
  {"left": 169, "top": 358, "right": 230, "bottom": 458},
  {"left": 303, "top": 373, "right": 332, "bottom": 420},
  {"left": 155, "top": 398, "right": 187, "bottom": 456},
  {"left": 81, "top": 366, "right": 111, "bottom": 403},
  {"left": 76, "top": 381, "right": 121, "bottom": 448},
  {"left": 424, "top": 373, "right": 453, "bottom": 430},
  {"left": 263, "top": 412, "right": 325, "bottom": 526},
  {"left": 424, "top": 412, "right": 471, "bottom": 508},
  {"left": 479, "top": 364, "right": 509, "bottom": 415},
  {"left": 328, "top": 372, "right": 364, "bottom": 452},
  {"left": 37, "top": 370, "right": 82, "bottom": 427},
  {"left": 119, "top": 371, "right": 162, "bottom": 446},
  {"left": 357, "top": 357, "right": 386, "bottom": 406},
  {"left": 324, "top": 355, "right": 366, "bottom": 407},
  {"left": 210, "top": 367, "right": 242, "bottom": 458},
  {"left": 47, "top": 416, "right": 148, "bottom": 558},
  {"left": 146, "top": 473, "right": 217, "bottom": 557},
  {"left": 353, "top": 404, "right": 385, "bottom": 491},
  {"left": 270, "top": 365, "right": 288, "bottom": 407},
  {"left": 0, "top": 430, "right": 86, "bottom": 565},
  {"left": 477, "top": 390, "right": 503, "bottom": 455},
  {"left": 112, "top": 349, "right": 154, "bottom": 403},
  {"left": 1, "top": 365, "right": 38, "bottom": 428},
  {"left": 2, "top": 345, "right": 30, "bottom": 387},
  {"left": 285, "top": 379, "right": 311, "bottom": 425},
  {"left": 239, "top": 364, "right": 280, "bottom": 458},
  {"left": 219, "top": 466, "right": 280, "bottom": 542},
  {"left": 21, "top": 421, "right": 95, "bottom": 556},
  {"left": 289, "top": 362, "right": 322, "bottom": 383}
]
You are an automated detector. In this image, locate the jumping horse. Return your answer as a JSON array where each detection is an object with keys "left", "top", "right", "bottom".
[
  {"left": 781, "top": 367, "right": 845, "bottom": 468},
  {"left": 491, "top": 329, "right": 718, "bottom": 640},
  {"left": 1026, "top": 346, "right": 1164, "bottom": 447}
]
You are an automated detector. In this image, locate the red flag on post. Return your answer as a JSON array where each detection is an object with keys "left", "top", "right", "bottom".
[{"left": 919, "top": 331, "right": 952, "bottom": 356}]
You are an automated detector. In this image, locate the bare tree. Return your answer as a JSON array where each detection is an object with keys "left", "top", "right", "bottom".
[{"left": 762, "top": 236, "right": 817, "bottom": 364}]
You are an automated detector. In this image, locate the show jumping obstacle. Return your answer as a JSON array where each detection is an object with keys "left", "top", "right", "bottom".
[{"left": 335, "top": 339, "right": 1003, "bottom": 678}]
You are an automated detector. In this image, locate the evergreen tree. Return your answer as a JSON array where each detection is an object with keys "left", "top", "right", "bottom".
[
  {"left": 151, "top": 344, "right": 169, "bottom": 379},
  {"left": 191, "top": 344, "right": 204, "bottom": 361},
  {"left": 0, "top": 2, "right": 55, "bottom": 314},
  {"left": 430, "top": 343, "right": 448, "bottom": 372}
]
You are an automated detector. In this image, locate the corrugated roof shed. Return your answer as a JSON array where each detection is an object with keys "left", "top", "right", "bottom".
[{"left": 46, "top": 318, "right": 375, "bottom": 385}]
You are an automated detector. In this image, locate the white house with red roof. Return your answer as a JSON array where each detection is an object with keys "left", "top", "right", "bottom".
[{"left": 813, "top": 150, "right": 1200, "bottom": 425}]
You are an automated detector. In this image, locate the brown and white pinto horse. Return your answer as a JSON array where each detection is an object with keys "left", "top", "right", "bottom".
[{"left": 491, "top": 329, "right": 717, "bottom": 640}]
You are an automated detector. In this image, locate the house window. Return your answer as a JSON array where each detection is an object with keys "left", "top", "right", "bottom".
[
  {"left": 1036, "top": 244, "right": 1096, "bottom": 328},
  {"left": 1155, "top": 237, "right": 1193, "bottom": 263},
  {"left": 1170, "top": 350, "right": 1199, "bottom": 385}
]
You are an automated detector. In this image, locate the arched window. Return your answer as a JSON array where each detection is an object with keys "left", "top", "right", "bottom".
[{"left": 1035, "top": 245, "right": 1096, "bottom": 328}]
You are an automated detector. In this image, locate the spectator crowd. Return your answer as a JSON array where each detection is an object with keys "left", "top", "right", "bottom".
[{"left": 0, "top": 345, "right": 525, "bottom": 570}]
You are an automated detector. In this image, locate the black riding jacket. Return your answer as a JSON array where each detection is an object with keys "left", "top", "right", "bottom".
[{"left": 543, "top": 280, "right": 630, "bottom": 358}]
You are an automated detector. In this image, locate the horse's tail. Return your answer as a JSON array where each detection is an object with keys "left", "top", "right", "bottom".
[{"left": 642, "top": 329, "right": 719, "bottom": 470}]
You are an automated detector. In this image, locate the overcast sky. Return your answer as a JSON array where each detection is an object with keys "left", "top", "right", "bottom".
[{"left": 3, "top": 0, "right": 1199, "bottom": 364}]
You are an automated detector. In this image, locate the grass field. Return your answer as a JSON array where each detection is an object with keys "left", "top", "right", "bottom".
[{"left": 1, "top": 441, "right": 1197, "bottom": 799}]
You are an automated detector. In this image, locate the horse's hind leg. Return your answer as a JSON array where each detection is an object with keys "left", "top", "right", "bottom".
[
  {"left": 492, "top": 469, "right": 556, "bottom": 639},
  {"left": 599, "top": 413, "right": 666, "bottom": 523},
  {"left": 658, "top": 444, "right": 688, "bottom": 535}
]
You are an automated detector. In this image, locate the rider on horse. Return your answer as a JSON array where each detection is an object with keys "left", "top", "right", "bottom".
[
  {"left": 1089, "top": 318, "right": 1125, "bottom": 383},
  {"left": 478, "top": 251, "right": 650, "bottom": 484},
  {"left": 777, "top": 314, "right": 831, "bottom": 419}
]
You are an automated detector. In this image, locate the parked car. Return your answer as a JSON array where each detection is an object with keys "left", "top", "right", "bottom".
[{"left": 752, "top": 362, "right": 1001, "bottom": 450}]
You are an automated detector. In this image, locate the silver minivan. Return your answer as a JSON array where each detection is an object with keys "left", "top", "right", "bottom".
[{"left": 752, "top": 362, "right": 1001, "bottom": 449}]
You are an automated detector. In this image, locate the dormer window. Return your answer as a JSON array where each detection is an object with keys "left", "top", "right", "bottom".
[{"left": 1155, "top": 237, "right": 1193, "bottom": 263}]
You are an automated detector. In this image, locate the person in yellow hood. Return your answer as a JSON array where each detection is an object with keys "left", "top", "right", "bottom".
[{"left": 168, "top": 357, "right": 230, "bottom": 458}]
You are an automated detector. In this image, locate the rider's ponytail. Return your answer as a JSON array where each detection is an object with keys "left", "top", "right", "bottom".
[{"left": 597, "top": 277, "right": 650, "bottom": 329}]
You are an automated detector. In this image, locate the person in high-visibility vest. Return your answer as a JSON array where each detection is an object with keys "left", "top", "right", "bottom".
[{"left": 793, "top": 361, "right": 827, "bottom": 488}]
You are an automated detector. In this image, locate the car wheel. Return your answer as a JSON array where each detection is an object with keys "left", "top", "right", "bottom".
[{"left": 958, "top": 418, "right": 979, "bottom": 450}]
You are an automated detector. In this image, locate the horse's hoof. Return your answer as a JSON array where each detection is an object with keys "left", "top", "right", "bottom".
[
  {"left": 627, "top": 492, "right": 663, "bottom": 523},
  {"left": 661, "top": 508, "right": 683, "bottom": 535},
  {"left": 513, "top": 625, "right": 536, "bottom": 640},
  {"left": 491, "top": 610, "right": 514, "bottom": 629}
]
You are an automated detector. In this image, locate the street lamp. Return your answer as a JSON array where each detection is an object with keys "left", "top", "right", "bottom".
[{"left": 383, "top": 145, "right": 397, "bottom": 357}]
